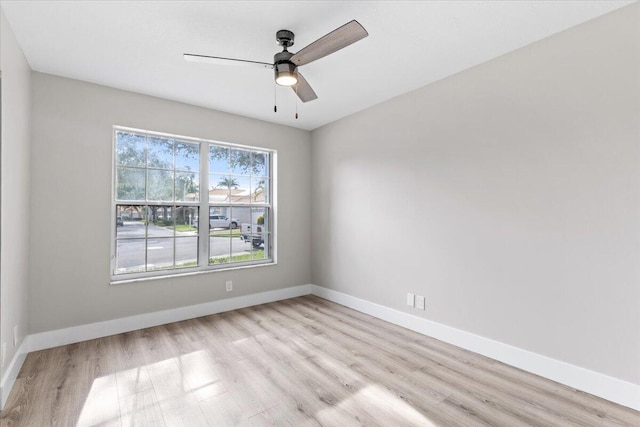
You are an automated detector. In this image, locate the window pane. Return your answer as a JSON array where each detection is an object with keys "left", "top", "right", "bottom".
[
  {"left": 251, "top": 177, "right": 268, "bottom": 203},
  {"left": 117, "top": 167, "right": 145, "bottom": 201},
  {"left": 231, "top": 233, "right": 251, "bottom": 263},
  {"left": 147, "top": 238, "right": 174, "bottom": 271},
  {"left": 116, "top": 132, "right": 146, "bottom": 167},
  {"left": 176, "top": 237, "right": 198, "bottom": 269},
  {"left": 207, "top": 206, "right": 240, "bottom": 229},
  {"left": 207, "top": 210, "right": 229, "bottom": 231},
  {"left": 252, "top": 151, "right": 268, "bottom": 177},
  {"left": 252, "top": 232, "right": 269, "bottom": 261},
  {"left": 232, "top": 207, "right": 251, "bottom": 262},
  {"left": 230, "top": 148, "right": 251, "bottom": 175},
  {"left": 116, "top": 205, "right": 146, "bottom": 238},
  {"left": 209, "top": 146, "right": 229, "bottom": 174},
  {"left": 176, "top": 172, "right": 199, "bottom": 202},
  {"left": 148, "top": 206, "right": 175, "bottom": 236},
  {"left": 147, "top": 136, "right": 173, "bottom": 169},
  {"left": 116, "top": 239, "right": 145, "bottom": 274},
  {"left": 251, "top": 215, "right": 267, "bottom": 250},
  {"left": 252, "top": 207, "right": 268, "bottom": 227},
  {"left": 253, "top": 208, "right": 268, "bottom": 257},
  {"left": 209, "top": 232, "right": 231, "bottom": 265},
  {"left": 148, "top": 206, "right": 174, "bottom": 229},
  {"left": 147, "top": 169, "right": 174, "bottom": 201},
  {"left": 174, "top": 206, "right": 198, "bottom": 234},
  {"left": 231, "top": 206, "right": 251, "bottom": 228},
  {"left": 209, "top": 174, "right": 230, "bottom": 203},
  {"left": 175, "top": 141, "right": 199, "bottom": 171},
  {"left": 229, "top": 176, "right": 250, "bottom": 204},
  {"left": 235, "top": 207, "right": 267, "bottom": 259}
]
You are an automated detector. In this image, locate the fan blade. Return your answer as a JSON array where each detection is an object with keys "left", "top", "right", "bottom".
[
  {"left": 184, "top": 53, "right": 273, "bottom": 69},
  {"left": 292, "top": 72, "right": 318, "bottom": 103},
  {"left": 290, "top": 20, "right": 368, "bottom": 66}
]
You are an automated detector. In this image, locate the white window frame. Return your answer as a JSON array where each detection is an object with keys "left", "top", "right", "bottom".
[{"left": 110, "top": 126, "right": 277, "bottom": 283}]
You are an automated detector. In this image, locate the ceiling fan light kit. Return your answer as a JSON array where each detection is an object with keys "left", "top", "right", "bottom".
[
  {"left": 184, "top": 20, "right": 368, "bottom": 106},
  {"left": 275, "top": 67, "right": 297, "bottom": 86},
  {"left": 273, "top": 49, "right": 297, "bottom": 87}
]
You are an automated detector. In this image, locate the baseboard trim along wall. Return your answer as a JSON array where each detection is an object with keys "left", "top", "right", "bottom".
[
  {"left": 27, "top": 284, "right": 313, "bottom": 352},
  {"left": 0, "top": 284, "right": 313, "bottom": 411},
  {"left": 309, "top": 285, "right": 640, "bottom": 412},
  {"left": 0, "top": 339, "right": 29, "bottom": 410},
  {"left": 1, "top": 283, "right": 638, "bottom": 412}
]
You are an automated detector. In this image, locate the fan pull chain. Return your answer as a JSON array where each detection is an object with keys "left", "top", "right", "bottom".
[
  {"left": 295, "top": 85, "right": 299, "bottom": 119},
  {"left": 274, "top": 84, "right": 277, "bottom": 113}
]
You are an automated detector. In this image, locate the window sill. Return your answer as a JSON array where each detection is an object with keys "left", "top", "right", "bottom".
[{"left": 109, "top": 260, "right": 277, "bottom": 286}]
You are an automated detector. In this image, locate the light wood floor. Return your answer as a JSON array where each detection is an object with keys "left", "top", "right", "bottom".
[{"left": 1, "top": 296, "right": 638, "bottom": 426}]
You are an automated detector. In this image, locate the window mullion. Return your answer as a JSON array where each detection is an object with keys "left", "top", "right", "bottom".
[{"left": 198, "top": 143, "right": 209, "bottom": 267}]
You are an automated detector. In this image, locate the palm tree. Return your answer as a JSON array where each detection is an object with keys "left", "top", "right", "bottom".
[
  {"left": 217, "top": 176, "right": 239, "bottom": 189},
  {"left": 253, "top": 179, "right": 266, "bottom": 201}
]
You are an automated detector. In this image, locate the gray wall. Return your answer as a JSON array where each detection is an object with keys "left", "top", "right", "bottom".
[
  {"left": 29, "top": 73, "right": 311, "bottom": 333},
  {"left": 0, "top": 9, "right": 31, "bottom": 379},
  {"left": 311, "top": 4, "right": 640, "bottom": 385}
]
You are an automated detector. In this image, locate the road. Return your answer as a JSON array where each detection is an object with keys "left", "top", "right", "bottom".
[{"left": 115, "top": 221, "right": 259, "bottom": 272}]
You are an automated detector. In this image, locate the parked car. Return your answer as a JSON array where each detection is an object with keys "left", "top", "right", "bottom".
[
  {"left": 194, "top": 215, "right": 239, "bottom": 229},
  {"left": 240, "top": 223, "right": 264, "bottom": 248},
  {"left": 116, "top": 216, "right": 124, "bottom": 227}
]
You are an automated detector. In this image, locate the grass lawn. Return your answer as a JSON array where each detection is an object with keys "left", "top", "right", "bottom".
[
  {"left": 176, "top": 261, "right": 198, "bottom": 268},
  {"left": 175, "top": 224, "right": 197, "bottom": 232},
  {"left": 210, "top": 228, "right": 242, "bottom": 237},
  {"left": 210, "top": 250, "right": 265, "bottom": 264},
  {"left": 174, "top": 250, "right": 265, "bottom": 268},
  {"left": 160, "top": 225, "right": 240, "bottom": 235}
]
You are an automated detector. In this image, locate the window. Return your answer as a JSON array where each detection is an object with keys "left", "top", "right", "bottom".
[{"left": 112, "top": 127, "right": 274, "bottom": 280}]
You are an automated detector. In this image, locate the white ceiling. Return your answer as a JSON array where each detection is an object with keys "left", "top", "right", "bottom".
[{"left": 1, "top": 1, "right": 633, "bottom": 130}]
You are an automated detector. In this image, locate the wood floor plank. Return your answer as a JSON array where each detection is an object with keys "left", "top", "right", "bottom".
[
  {"left": 248, "top": 402, "right": 322, "bottom": 427},
  {"left": 295, "top": 296, "right": 621, "bottom": 425},
  {"left": 119, "top": 387, "right": 166, "bottom": 427},
  {"left": 239, "top": 313, "right": 463, "bottom": 426},
  {"left": 156, "top": 392, "right": 209, "bottom": 427},
  {"left": 199, "top": 391, "right": 250, "bottom": 426},
  {"left": 0, "top": 377, "right": 34, "bottom": 427},
  {"left": 144, "top": 357, "right": 190, "bottom": 402},
  {"left": 115, "top": 365, "right": 153, "bottom": 399},
  {"left": 218, "top": 357, "right": 284, "bottom": 418},
  {"left": 178, "top": 349, "right": 226, "bottom": 402},
  {"left": 239, "top": 349, "right": 378, "bottom": 426},
  {"left": 2, "top": 296, "right": 639, "bottom": 426},
  {"left": 75, "top": 371, "right": 121, "bottom": 427}
]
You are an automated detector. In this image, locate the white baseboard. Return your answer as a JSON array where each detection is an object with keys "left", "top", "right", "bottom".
[
  {"left": 0, "top": 338, "right": 29, "bottom": 410},
  {"left": 27, "top": 284, "right": 313, "bottom": 353},
  {"left": 1, "top": 284, "right": 311, "bottom": 410},
  {"left": 3, "top": 283, "right": 638, "bottom": 413},
  {"left": 309, "top": 285, "right": 640, "bottom": 412}
]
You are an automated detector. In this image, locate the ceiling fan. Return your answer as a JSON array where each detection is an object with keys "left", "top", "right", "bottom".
[{"left": 184, "top": 20, "right": 368, "bottom": 103}]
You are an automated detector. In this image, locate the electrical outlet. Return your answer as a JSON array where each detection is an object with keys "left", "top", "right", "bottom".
[
  {"left": 416, "top": 295, "right": 425, "bottom": 310},
  {"left": 407, "top": 293, "right": 415, "bottom": 307},
  {"left": 13, "top": 325, "right": 18, "bottom": 346},
  {"left": 2, "top": 342, "right": 6, "bottom": 367},
  {"left": 225, "top": 280, "right": 233, "bottom": 292}
]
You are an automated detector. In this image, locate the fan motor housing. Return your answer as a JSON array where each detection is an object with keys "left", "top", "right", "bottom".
[
  {"left": 274, "top": 50, "right": 297, "bottom": 86},
  {"left": 274, "top": 50, "right": 293, "bottom": 64}
]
